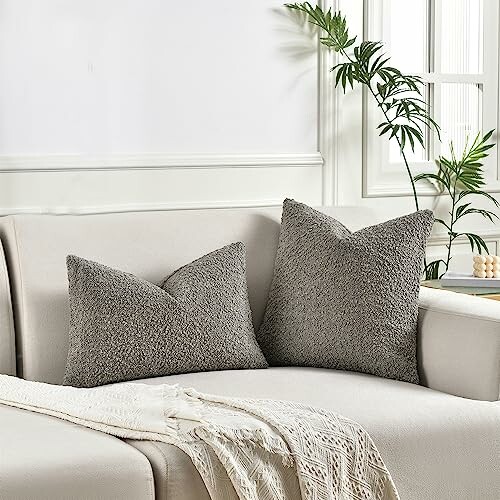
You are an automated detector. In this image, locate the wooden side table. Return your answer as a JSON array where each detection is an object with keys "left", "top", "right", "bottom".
[{"left": 421, "top": 280, "right": 500, "bottom": 301}]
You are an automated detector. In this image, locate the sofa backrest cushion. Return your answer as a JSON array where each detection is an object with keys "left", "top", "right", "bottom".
[
  {"left": 0, "top": 206, "right": 376, "bottom": 384},
  {"left": 0, "top": 240, "right": 15, "bottom": 375}
]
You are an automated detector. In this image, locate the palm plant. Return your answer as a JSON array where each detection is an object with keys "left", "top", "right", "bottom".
[
  {"left": 285, "top": 2, "right": 440, "bottom": 211},
  {"left": 286, "top": 3, "right": 499, "bottom": 280},
  {"left": 414, "top": 131, "right": 499, "bottom": 279}
]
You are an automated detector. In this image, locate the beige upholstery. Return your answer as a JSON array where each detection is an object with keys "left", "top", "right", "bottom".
[
  {"left": 418, "top": 286, "right": 500, "bottom": 401},
  {"left": 129, "top": 440, "right": 213, "bottom": 500},
  {"left": 1, "top": 206, "right": 500, "bottom": 500},
  {"left": 125, "top": 367, "right": 500, "bottom": 500},
  {"left": 0, "top": 240, "right": 15, "bottom": 375},
  {"left": 0, "top": 404, "right": 154, "bottom": 500},
  {"left": 0, "top": 207, "right": 375, "bottom": 383},
  {"left": 0, "top": 207, "right": 499, "bottom": 401}
]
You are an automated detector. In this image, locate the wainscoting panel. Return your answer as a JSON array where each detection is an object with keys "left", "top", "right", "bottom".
[
  {"left": 0, "top": 162, "right": 323, "bottom": 215},
  {"left": 0, "top": 153, "right": 323, "bottom": 173},
  {"left": 0, "top": 0, "right": 321, "bottom": 214}
]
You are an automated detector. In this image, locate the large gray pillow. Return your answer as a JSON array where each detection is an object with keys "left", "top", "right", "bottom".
[
  {"left": 258, "top": 199, "right": 434, "bottom": 384},
  {"left": 64, "top": 243, "right": 267, "bottom": 388}
]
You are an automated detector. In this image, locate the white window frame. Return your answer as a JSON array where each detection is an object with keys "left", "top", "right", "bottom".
[{"left": 361, "top": 0, "right": 499, "bottom": 199}]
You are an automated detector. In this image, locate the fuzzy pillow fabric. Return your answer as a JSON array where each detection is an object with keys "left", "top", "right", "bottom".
[
  {"left": 64, "top": 243, "right": 267, "bottom": 388},
  {"left": 258, "top": 199, "right": 434, "bottom": 384}
]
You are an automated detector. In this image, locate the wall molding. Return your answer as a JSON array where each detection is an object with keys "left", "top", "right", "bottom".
[
  {"left": 364, "top": 177, "right": 438, "bottom": 198},
  {"left": 0, "top": 198, "right": 286, "bottom": 216},
  {"left": 318, "top": 0, "right": 339, "bottom": 205},
  {"left": 0, "top": 152, "right": 324, "bottom": 173},
  {"left": 367, "top": 182, "right": 500, "bottom": 198}
]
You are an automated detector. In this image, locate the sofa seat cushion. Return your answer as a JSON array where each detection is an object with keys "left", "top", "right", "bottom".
[
  {"left": 126, "top": 367, "right": 500, "bottom": 500},
  {"left": 0, "top": 404, "right": 155, "bottom": 500}
]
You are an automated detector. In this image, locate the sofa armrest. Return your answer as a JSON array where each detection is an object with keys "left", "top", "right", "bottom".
[{"left": 418, "top": 286, "right": 500, "bottom": 401}]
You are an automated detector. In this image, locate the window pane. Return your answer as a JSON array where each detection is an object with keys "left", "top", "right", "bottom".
[
  {"left": 440, "top": 0, "right": 483, "bottom": 73},
  {"left": 440, "top": 83, "right": 482, "bottom": 156},
  {"left": 388, "top": 0, "right": 427, "bottom": 73},
  {"left": 389, "top": 134, "right": 426, "bottom": 163}
]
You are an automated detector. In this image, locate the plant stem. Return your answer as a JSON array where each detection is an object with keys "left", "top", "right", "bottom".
[
  {"left": 337, "top": 48, "right": 421, "bottom": 212},
  {"left": 445, "top": 218, "right": 454, "bottom": 273},
  {"left": 337, "top": 45, "right": 426, "bottom": 270},
  {"left": 444, "top": 175, "right": 459, "bottom": 272},
  {"left": 371, "top": 88, "right": 428, "bottom": 272},
  {"left": 368, "top": 87, "right": 420, "bottom": 212},
  {"left": 367, "top": 83, "right": 431, "bottom": 276}
]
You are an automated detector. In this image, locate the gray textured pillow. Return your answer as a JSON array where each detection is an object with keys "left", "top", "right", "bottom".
[
  {"left": 258, "top": 199, "right": 434, "bottom": 384},
  {"left": 64, "top": 243, "right": 267, "bottom": 388}
]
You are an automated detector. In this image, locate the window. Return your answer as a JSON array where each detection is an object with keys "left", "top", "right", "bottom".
[{"left": 362, "top": 0, "right": 498, "bottom": 197}]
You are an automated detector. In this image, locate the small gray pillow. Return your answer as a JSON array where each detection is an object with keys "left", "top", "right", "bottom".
[
  {"left": 64, "top": 243, "right": 267, "bottom": 388},
  {"left": 258, "top": 199, "right": 434, "bottom": 384}
]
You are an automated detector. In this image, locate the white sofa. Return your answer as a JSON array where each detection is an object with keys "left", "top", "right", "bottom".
[{"left": 0, "top": 206, "right": 499, "bottom": 500}]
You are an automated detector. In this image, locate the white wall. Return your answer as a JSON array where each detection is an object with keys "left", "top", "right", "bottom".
[
  {"left": 3, "top": 0, "right": 498, "bottom": 275},
  {"left": 0, "top": 0, "right": 325, "bottom": 213}
]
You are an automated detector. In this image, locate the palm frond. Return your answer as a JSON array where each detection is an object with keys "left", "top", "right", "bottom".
[
  {"left": 455, "top": 207, "right": 499, "bottom": 223},
  {"left": 444, "top": 130, "right": 495, "bottom": 191},
  {"left": 424, "top": 259, "right": 446, "bottom": 280},
  {"left": 458, "top": 232, "right": 490, "bottom": 255},
  {"left": 433, "top": 218, "right": 451, "bottom": 231},
  {"left": 285, "top": 3, "right": 356, "bottom": 52},
  {"left": 286, "top": 3, "right": 498, "bottom": 278},
  {"left": 458, "top": 190, "right": 500, "bottom": 208},
  {"left": 413, "top": 172, "right": 447, "bottom": 193}
]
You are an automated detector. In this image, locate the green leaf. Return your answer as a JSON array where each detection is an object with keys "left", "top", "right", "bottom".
[
  {"left": 344, "top": 36, "right": 357, "bottom": 48},
  {"left": 435, "top": 130, "right": 496, "bottom": 192},
  {"left": 423, "top": 260, "right": 445, "bottom": 280},
  {"left": 400, "top": 127, "right": 406, "bottom": 151},
  {"left": 334, "top": 64, "right": 344, "bottom": 88},
  {"left": 455, "top": 203, "right": 471, "bottom": 219},
  {"left": 377, "top": 122, "right": 393, "bottom": 136},
  {"left": 370, "top": 54, "right": 390, "bottom": 74},
  {"left": 434, "top": 218, "right": 451, "bottom": 231},
  {"left": 406, "top": 126, "right": 415, "bottom": 151},
  {"left": 413, "top": 172, "right": 447, "bottom": 191},
  {"left": 389, "top": 124, "right": 400, "bottom": 139},
  {"left": 285, "top": 3, "right": 355, "bottom": 53},
  {"left": 458, "top": 190, "right": 500, "bottom": 208},
  {"left": 400, "top": 124, "right": 424, "bottom": 151},
  {"left": 458, "top": 233, "right": 490, "bottom": 255},
  {"left": 456, "top": 207, "right": 499, "bottom": 223}
]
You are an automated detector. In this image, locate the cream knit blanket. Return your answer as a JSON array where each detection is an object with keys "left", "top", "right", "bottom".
[{"left": 0, "top": 375, "right": 399, "bottom": 500}]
